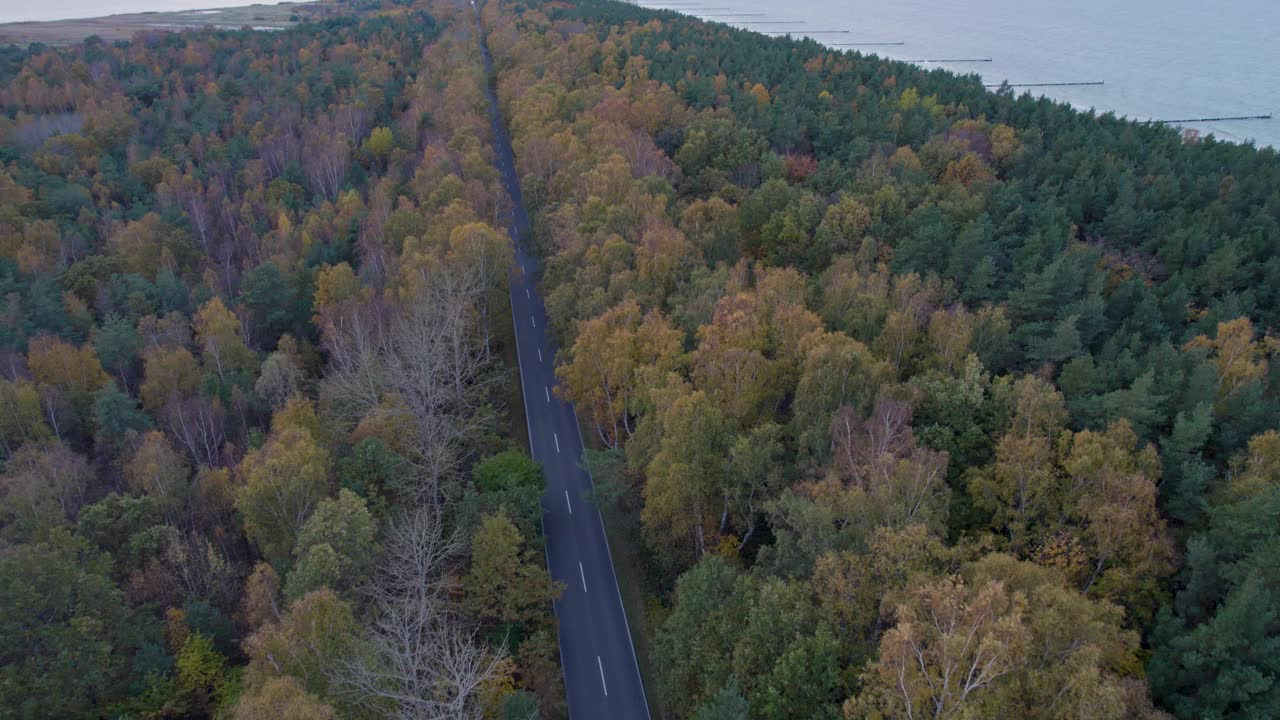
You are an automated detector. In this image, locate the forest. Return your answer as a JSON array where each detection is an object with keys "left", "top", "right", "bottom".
[
  {"left": 482, "top": 0, "right": 1280, "bottom": 717},
  {"left": 3, "top": 0, "right": 1280, "bottom": 717},
  {"left": 0, "top": 3, "right": 562, "bottom": 719}
]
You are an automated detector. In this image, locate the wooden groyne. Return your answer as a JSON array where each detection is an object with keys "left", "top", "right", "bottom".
[
  {"left": 1146, "top": 114, "right": 1272, "bottom": 124},
  {"left": 984, "top": 81, "right": 1105, "bottom": 88}
]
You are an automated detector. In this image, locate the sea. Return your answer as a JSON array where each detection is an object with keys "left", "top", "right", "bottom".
[
  {"left": 635, "top": 0, "right": 1279, "bottom": 148},
  {"left": 3, "top": 0, "right": 1276, "bottom": 148}
]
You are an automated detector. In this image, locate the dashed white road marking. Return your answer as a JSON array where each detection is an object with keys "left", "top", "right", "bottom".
[
  {"left": 598, "top": 656, "right": 608, "bottom": 696},
  {"left": 565, "top": 490, "right": 573, "bottom": 515},
  {"left": 579, "top": 561, "right": 588, "bottom": 592},
  {"left": 554, "top": 433, "right": 560, "bottom": 453},
  {"left": 537, "top": 348, "right": 542, "bottom": 363},
  {"left": 531, "top": 315, "right": 536, "bottom": 328},
  {"left": 545, "top": 386, "right": 550, "bottom": 403},
  {"left": 526, "top": 288, "right": 530, "bottom": 298}
]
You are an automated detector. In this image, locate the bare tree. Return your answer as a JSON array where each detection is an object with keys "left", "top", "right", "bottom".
[
  {"left": 319, "top": 262, "right": 501, "bottom": 502},
  {"left": 182, "top": 180, "right": 214, "bottom": 255},
  {"left": 259, "top": 107, "right": 302, "bottom": 179},
  {"left": 303, "top": 118, "right": 352, "bottom": 201},
  {"left": 160, "top": 527, "right": 242, "bottom": 608},
  {"left": 0, "top": 441, "right": 92, "bottom": 526},
  {"left": 319, "top": 250, "right": 508, "bottom": 718},
  {"left": 337, "top": 505, "right": 499, "bottom": 720},
  {"left": 161, "top": 394, "right": 226, "bottom": 468},
  {"left": 862, "top": 575, "right": 1028, "bottom": 720},
  {"left": 825, "top": 399, "right": 950, "bottom": 535},
  {"left": 334, "top": 103, "right": 372, "bottom": 145},
  {"left": 358, "top": 180, "right": 395, "bottom": 285},
  {"left": 831, "top": 398, "right": 915, "bottom": 474}
]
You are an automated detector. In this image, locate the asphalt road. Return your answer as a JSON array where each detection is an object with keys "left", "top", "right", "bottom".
[{"left": 475, "top": 11, "right": 653, "bottom": 719}]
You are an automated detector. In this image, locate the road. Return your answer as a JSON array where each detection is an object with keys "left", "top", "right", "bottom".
[{"left": 474, "top": 9, "right": 654, "bottom": 719}]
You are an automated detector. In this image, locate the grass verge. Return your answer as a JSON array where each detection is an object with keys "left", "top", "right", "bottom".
[{"left": 597, "top": 502, "right": 667, "bottom": 720}]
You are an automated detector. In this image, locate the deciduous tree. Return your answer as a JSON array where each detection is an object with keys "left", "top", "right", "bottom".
[
  {"left": 28, "top": 333, "right": 109, "bottom": 396},
  {"left": 244, "top": 588, "right": 357, "bottom": 699},
  {"left": 641, "top": 388, "right": 735, "bottom": 558},
  {"left": 235, "top": 426, "right": 330, "bottom": 563},
  {"left": 124, "top": 430, "right": 190, "bottom": 518},
  {"left": 194, "top": 296, "right": 257, "bottom": 382},
  {"left": 233, "top": 676, "right": 336, "bottom": 720},
  {"left": 462, "top": 512, "right": 563, "bottom": 629},
  {"left": 854, "top": 573, "right": 1029, "bottom": 720},
  {"left": 140, "top": 345, "right": 201, "bottom": 415},
  {"left": 792, "top": 330, "right": 888, "bottom": 460},
  {"left": 0, "top": 441, "right": 93, "bottom": 536},
  {"left": 811, "top": 399, "right": 950, "bottom": 541},
  {"left": 284, "top": 489, "right": 378, "bottom": 601},
  {"left": 556, "top": 300, "right": 684, "bottom": 447}
]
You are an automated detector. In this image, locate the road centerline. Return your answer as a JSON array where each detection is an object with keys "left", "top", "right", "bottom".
[
  {"left": 565, "top": 490, "right": 573, "bottom": 515},
  {"left": 579, "top": 561, "right": 588, "bottom": 592},
  {"left": 597, "top": 656, "right": 608, "bottom": 696}
]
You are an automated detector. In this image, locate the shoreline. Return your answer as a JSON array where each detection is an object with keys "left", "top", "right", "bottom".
[
  {"left": 693, "top": 11, "right": 1276, "bottom": 149},
  {"left": 625, "top": 0, "right": 1275, "bottom": 150},
  {"left": 0, "top": 1, "right": 334, "bottom": 45},
  {"left": 0, "top": 0, "right": 312, "bottom": 25}
]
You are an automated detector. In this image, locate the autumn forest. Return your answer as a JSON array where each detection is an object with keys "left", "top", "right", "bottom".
[{"left": 2, "top": 0, "right": 1279, "bottom": 718}]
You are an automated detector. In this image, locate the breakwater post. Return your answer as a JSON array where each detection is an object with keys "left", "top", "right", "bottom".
[
  {"left": 984, "top": 81, "right": 1105, "bottom": 87},
  {"left": 1146, "top": 114, "right": 1272, "bottom": 123}
]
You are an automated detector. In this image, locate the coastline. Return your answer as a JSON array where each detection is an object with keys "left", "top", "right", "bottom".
[{"left": 629, "top": 0, "right": 1276, "bottom": 150}]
